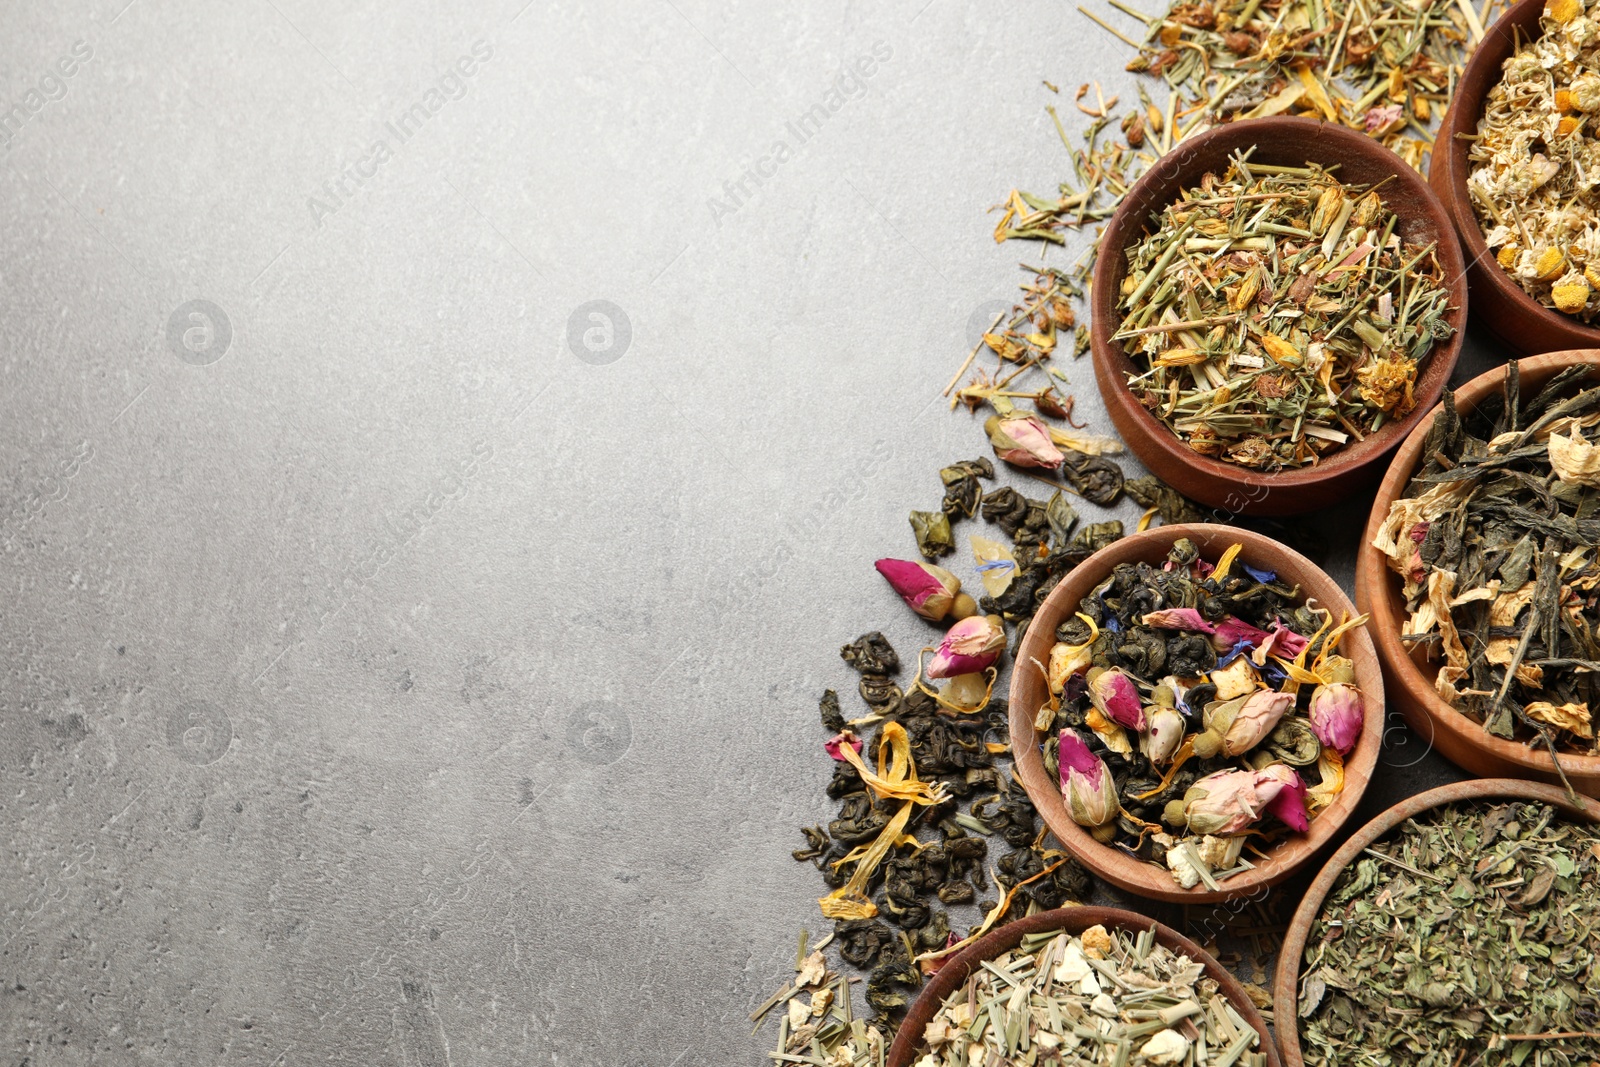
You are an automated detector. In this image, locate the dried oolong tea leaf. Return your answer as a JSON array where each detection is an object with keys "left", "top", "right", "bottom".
[
  {"left": 1469, "top": 0, "right": 1600, "bottom": 322},
  {"left": 912, "top": 924, "right": 1265, "bottom": 1067},
  {"left": 1116, "top": 153, "right": 1456, "bottom": 471},
  {"left": 1037, "top": 538, "right": 1371, "bottom": 888},
  {"left": 1372, "top": 367, "right": 1600, "bottom": 760},
  {"left": 1298, "top": 800, "right": 1600, "bottom": 1064}
]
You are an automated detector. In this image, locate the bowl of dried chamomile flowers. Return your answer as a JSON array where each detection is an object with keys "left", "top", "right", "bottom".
[
  {"left": 1434, "top": 0, "right": 1600, "bottom": 354},
  {"left": 1091, "top": 116, "right": 1467, "bottom": 517}
]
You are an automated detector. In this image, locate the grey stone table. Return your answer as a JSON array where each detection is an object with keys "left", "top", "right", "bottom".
[{"left": 2, "top": 2, "right": 1492, "bottom": 1064}]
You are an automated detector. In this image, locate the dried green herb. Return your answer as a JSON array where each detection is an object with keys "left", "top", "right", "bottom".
[
  {"left": 1117, "top": 154, "right": 1455, "bottom": 471},
  {"left": 1299, "top": 800, "right": 1600, "bottom": 1063},
  {"left": 1372, "top": 365, "right": 1600, "bottom": 766},
  {"left": 912, "top": 924, "right": 1266, "bottom": 1066}
]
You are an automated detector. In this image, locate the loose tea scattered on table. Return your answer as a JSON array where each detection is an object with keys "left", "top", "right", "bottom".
[
  {"left": 1297, "top": 800, "right": 1600, "bottom": 1062},
  {"left": 911, "top": 924, "right": 1266, "bottom": 1067},
  {"left": 1038, "top": 538, "right": 1368, "bottom": 888},
  {"left": 1373, "top": 364, "right": 1600, "bottom": 764},
  {"left": 1117, "top": 153, "right": 1456, "bottom": 471},
  {"left": 1469, "top": 0, "right": 1600, "bottom": 322}
]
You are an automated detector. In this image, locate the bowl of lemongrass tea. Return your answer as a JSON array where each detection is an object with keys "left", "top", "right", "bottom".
[
  {"left": 887, "top": 906, "right": 1280, "bottom": 1067},
  {"left": 1008, "top": 522, "right": 1384, "bottom": 906},
  {"left": 1090, "top": 116, "right": 1468, "bottom": 517},
  {"left": 1357, "top": 352, "right": 1600, "bottom": 797},
  {"left": 1432, "top": 0, "right": 1600, "bottom": 356},
  {"left": 1273, "top": 778, "right": 1600, "bottom": 1067}
]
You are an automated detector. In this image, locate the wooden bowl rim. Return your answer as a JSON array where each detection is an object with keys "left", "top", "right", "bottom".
[
  {"left": 1431, "top": 0, "right": 1600, "bottom": 345},
  {"left": 1007, "top": 522, "right": 1385, "bottom": 904},
  {"left": 1089, "top": 115, "right": 1468, "bottom": 494},
  {"left": 886, "top": 905, "right": 1283, "bottom": 1067},
  {"left": 1270, "top": 777, "right": 1600, "bottom": 1066},
  {"left": 1355, "top": 350, "right": 1600, "bottom": 779}
]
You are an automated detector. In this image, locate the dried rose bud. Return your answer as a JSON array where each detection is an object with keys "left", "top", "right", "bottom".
[
  {"left": 874, "top": 558, "right": 962, "bottom": 621},
  {"left": 1221, "top": 690, "right": 1296, "bottom": 756},
  {"left": 1087, "top": 666, "right": 1146, "bottom": 731},
  {"left": 1258, "top": 763, "right": 1310, "bottom": 831},
  {"left": 1058, "top": 729, "right": 1118, "bottom": 829},
  {"left": 983, "top": 414, "right": 1065, "bottom": 470},
  {"left": 1309, "top": 661, "right": 1364, "bottom": 755},
  {"left": 927, "top": 614, "right": 1005, "bottom": 679},
  {"left": 1165, "top": 764, "right": 1307, "bottom": 835},
  {"left": 1142, "top": 705, "right": 1186, "bottom": 765}
]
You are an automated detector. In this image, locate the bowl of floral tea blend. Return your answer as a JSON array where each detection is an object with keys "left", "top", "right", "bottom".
[
  {"left": 887, "top": 907, "right": 1277, "bottom": 1067},
  {"left": 1010, "top": 523, "right": 1383, "bottom": 904},
  {"left": 1362, "top": 353, "right": 1600, "bottom": 796},
  {"left": 1432, "top": 0, "right": 1600, "bottom": 354},
  {"left": 1275, "top": 778, "right": 1600, "bottom": 1067},
  {"left": 1091, "top": 117, "right": 1467, "bottom": 517}
]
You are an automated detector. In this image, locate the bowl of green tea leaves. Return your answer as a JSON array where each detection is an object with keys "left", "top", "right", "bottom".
[
  {"left": 1091, "top": 116, "right": 1468, "bottom": 517},
  {"left": 1361, "top": 352, "right": 1600, "bottom": 796},
  {"left": 1275, "top": 778, "right": 1600, "bottom": 1067}
]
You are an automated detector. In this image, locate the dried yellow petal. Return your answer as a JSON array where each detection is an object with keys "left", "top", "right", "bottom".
[
  {"left": 1549, "top": 0, "right": 1582, "bottom": 24},
  {"left": 1585, "top": 264, "right": 1600, "bottom": 289},
  {"left": 1525, "top": 700, "right": 1593, "bottom": 739},
  {"left": 1553, "top": 280, "right": 1591, "bottom": 313},
  {"left": 1154, "top": 347, "right": 1209, "bottom": 367},
  {"left": 1260, "top": 332, "right": 1303, "bottom": 366}
]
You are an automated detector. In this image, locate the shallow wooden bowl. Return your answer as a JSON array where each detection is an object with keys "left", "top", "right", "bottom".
[
  {"left": 1271, "top": 778, "right": 1600, "bottom": 1065},
  {"left": 887, "top": 906, "right": 1282, "bottom": 1067},
  {"left": 1430, "top": 0, "right": 1600, "bottom": 355},
  {"left": 1354, "top": 351, "right": 1600, "bottom": 795},
  {"left": 1090, "top": 116, "right": 1468, "bottom": 516},
  {"left": 1008, "top": 523, "right": 1384, "bottom": 904}
]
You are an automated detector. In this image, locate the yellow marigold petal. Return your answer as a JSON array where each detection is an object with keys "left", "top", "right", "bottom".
[{"left": 1260, "top": 332, "right": 1303, "bottom": 366}]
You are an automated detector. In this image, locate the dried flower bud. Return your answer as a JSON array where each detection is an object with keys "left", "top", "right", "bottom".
[
  {"left": 1308, "top": 682, "right": 1364, "bottom": 754},
  {"left": 1573, "top": 70, "right": 1600, "bottom": 111},
  {"left": 927, "top": 614, "right": 1005, "bottom": 679},
  {"left": 1058, "top": 729, "right": 1118, "bottom": 828},
  {"left": 874, "top": 558, "right": 962, "bottom": 620},
  {"left": 1195, "top": 690, "right": 1294, "bottom": 758},
  {"left": 1165, "top": 764, "right": 1309, "bottom": 835},
  {"left": 983, "top": 414, "right": 1065, "bottom": 469},
  {"left": 1142, "top": 705, "right": 1186, "bottom": 765},
  {"left": 1087, "top": 666, "right": 1146, "bottom": 731}
]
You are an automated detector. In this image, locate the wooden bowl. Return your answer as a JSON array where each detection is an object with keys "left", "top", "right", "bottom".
[
  {"left": 1272, "top": 778, "right": 1600, "bottom": 1066},
  {"left": 1008, "top": 523, "right": 1384, "bottom": 904},
  {"left": 887, "top": 906, "right": 1282, "bottom": 1067},
  {"left": 1354, "top": 351, "right": 1600, "bottom": 795},
  {"left": 1090, "top": 116, "right": 1468, "bottom": 516},
  {"left": 1430, "top": 0, "right": 1600, "bottom": 356}
]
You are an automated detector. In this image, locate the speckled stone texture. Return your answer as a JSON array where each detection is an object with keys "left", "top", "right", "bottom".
[{"left": 2, "top": 2, "right": 1487, "bottom": 1064}]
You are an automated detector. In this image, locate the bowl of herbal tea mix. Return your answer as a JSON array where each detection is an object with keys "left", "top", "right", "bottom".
[
  {"left": 1090, "top": 116, "right": 1467, "bottom": 517},
  {"left": 886, "top": 906, "right": 1280, "bottom": 1067},
  {"left": 1433, "top": 0, "right": 1600, "bottom": 356},
  {"left": 1272, "top": 777, "right": 1600, "bottom": 1067},
  {"left": 1358, "top": 352, "right": 1600, "bottom": 797},
  {"left": 1008, "top": 523, "right": 1384, "bottom": 905}
]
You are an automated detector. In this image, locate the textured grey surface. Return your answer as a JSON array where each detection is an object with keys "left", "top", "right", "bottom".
[{"left": 2, "top": 2, "right": 1497, "bottom": 1064}]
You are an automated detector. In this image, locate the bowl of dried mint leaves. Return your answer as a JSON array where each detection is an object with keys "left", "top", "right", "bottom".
[
  {"left": 1358, "top": 352, "right": 1600, "bottom": 796},
  {"left": 1273, "top": 778, "right": 1600, "bottom": 1067},
  {"left": 887, "top": 906, "right": 1280, "bottom": 1067},
  {"left": 1010, "top": 523, "right": 1384, "bottom": 905},
  {"left": 1433, "top": 0, "right": 1600, "bottom": 356},
  {"left": 1091, "top": 116, "right": 1467, "bottom": 517}
]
